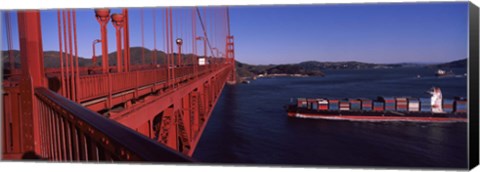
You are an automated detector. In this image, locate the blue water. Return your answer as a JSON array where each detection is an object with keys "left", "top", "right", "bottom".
[{"left": 193, "top": 67, "right": 468, "bottom": 169}]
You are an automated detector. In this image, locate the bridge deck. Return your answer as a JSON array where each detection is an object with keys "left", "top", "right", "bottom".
[{"left": 2, "top": 7, "right": 236, "bottom": 161}]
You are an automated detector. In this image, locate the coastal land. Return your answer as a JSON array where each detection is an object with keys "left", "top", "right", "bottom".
[{"left": 2, "top": 48, "right": 466, "bottom": 83}]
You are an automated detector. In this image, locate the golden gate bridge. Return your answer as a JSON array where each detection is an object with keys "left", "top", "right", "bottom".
[{"left": 2, "top": 7, "right": 235, "bottom": 161}]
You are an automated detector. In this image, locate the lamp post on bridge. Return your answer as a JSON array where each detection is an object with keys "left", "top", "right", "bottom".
[
  {"left": 219, "top": 52, "right": 224, "bottom": 64},
  {"left": 111, "top": 13, "right": 125, "bottom": 73},
  {"left": 94, "top": 9, "right": 111, "bottom": 74},
  {"left": 212, "top": 47, "right": 219, "bottom": 66},
  {"left": 91, "top": 39, "right": 101, "bottom": 74},
  {"left": 195, "top": 36, "right": 206, "bottom": 66},
  {"left": 176, "top": 38, "right": 183, "bottom": 67}
]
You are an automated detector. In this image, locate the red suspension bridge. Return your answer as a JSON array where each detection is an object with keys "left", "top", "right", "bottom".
[{"left": 2, "top": 7, "right": 236, "bottom": 162}]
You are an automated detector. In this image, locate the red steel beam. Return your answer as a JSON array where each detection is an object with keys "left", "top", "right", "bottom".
[
  {"left": 114, "top": 66, "right": 228, "bottom": 125},
  {"left": 123, "top": 9, "right": 130, "bottom": 72},
  {"left": 113, "top": 66, "right": 231, "bottom": 155},
  {"left": 17, "top": 10, "right": 46, "bottom": 155},
  {"left": 4, "top": 6, "right": 234, "bottom": 160},
  {"left": 188, "top": 69, "right": 229, "bottom": 155},
  {"left": 95, "top": 9, "right": 110, "bottom": 74},
  {"left": 112, "top": 13, "right": 125, "bottom": 73},
  {"left": 34, "top": 87, "right": 193, "bottom": 162},
  {"left": 5, "top": 12, "right": 15, "bottom": 71}
]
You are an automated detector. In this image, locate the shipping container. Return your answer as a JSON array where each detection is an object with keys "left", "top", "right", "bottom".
[
  {"left": 318, "top": 105, "right": 329, "bottom": 110},
  {"left": 379, "top": 96, "right": 396, "bottom": 103},
  {"left": 379, "top": 97, "right": 396, "bottom": 111},
  {"left": 420, "top": 107, "right": 432, "bottom": 112},
  {"left": 307, "top": 99, "right": 318, "bottom": 110},
  {"left": 317, "top": 99, "right": 329, "bottom": 110},
  {"left": 420, "top": 99, "right": 431, "bottom": 112},
  {"left": 443, "top": 99, "right": 454, "bottom": 104},
  {"left": 328, "top": 99, "right": 339, "bottom": 110},
  {"left": 359, "top": 98, "right": 372, "bottom": 111},
  {"left": 408, "top": 98, "right": 420, "bottom": 112},
  {"left": 349, "top": 99, "right": 361, "bottom": 111},
  {"left": 373, "top": 101, "right": 384, "bottom": 111},
  {"left": 395, "top": 97, "right": 408, "bottom": 111},
  {"left": 317, "top": 99, "right": 328, "bottom": 105},
  {"left": 455, "top": 100, "right": 467, "bottom": 113},
  {"left": 385, "top": 106, "right": 396, "bottom": 111},
  {"left": 329, "top": 105, "right": 339, "bottom": 111},
  {"left": 419, "top": 98, "right": 431, "bottom": 103},
  {"left": 419, "top": 98, "right": 431, "bottom": 112},
  {"left": 442, "top": 99, "right": 454, "bottom": 113},
  {"left": 443, "top": 108, "right": 453, "bottom": 113},
  {"left": 340, "top": 100, "right": 350, "bottom": 111},
  {"left": 297, "top": 98, "right": 307, "bottom": 108},
  {"left": 350, "top": 104, "right": 361, "bottom": 111}
]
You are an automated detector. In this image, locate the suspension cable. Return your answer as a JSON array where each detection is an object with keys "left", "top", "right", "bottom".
[{"left": 195, "top": 8, "right": 216, "bottom": 58}]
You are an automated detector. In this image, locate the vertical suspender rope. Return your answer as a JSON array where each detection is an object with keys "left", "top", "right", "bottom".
[
  {"left": 68, "top": 10, "right": 76, "bottom": 101},
  {"left": 57, "top": 11, "right": 65, "bottom": 96},
  {"left": 153, "top": 9, "right": 157, "bottom": 65},
  {"left": 165, "top": 8, "right": 171, "bottom": 85},
  {"left": 204, "top": 8, "right": 207, "bottom": 59},
  {"left": 73, "top": 10, "right": 80, "bottom": 102},
  {"left": 170, "top": 8, "right": 175, "bottom": 84},
  {"left": 141, "top": 9, "right": 145, "bottom": 66},
  {"left": 176, "top": 9, "right": 180, "bottom": 66},
  {"left": 212, "top": 8, "right": 216, "bottom": 58},
  {"left": 163, "top": 8, "right": 167, "bottom": 65},
  {"left": 62, "top": 10, "right": 70, "bottom": 99},
  {"left": 192, "top": 8, "right": 197, "bottom": 74}
]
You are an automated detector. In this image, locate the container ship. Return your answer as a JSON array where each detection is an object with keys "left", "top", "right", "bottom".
[{"left": 286, "top": 87, "right": 467, "bottom": 122}]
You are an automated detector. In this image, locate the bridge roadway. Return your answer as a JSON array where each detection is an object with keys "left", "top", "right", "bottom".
[{"left": 3, "top": 62, "right": 234, "bottom": 160}]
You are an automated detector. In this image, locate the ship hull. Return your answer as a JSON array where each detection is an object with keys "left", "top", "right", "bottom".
[{"left": 286, "top": 106, "right": 467, "bottom": 122}]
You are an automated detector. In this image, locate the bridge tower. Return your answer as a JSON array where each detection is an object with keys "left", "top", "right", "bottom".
[{"left": 225, "top": 8, "right": 236, "bottom": 84}]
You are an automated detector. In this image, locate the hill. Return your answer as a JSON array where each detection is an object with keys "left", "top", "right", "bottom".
[
  {"left": 431, "top": 58, "right": 467, "bottom": 68},
  {"left": 2, "top": 47, "right": 200, "bottom": 69},
  {"left": 4, "top": 49, "right": 466, "bottom": 81},
  {"left": 234, "top": 60, "right": 411, "bottom": 79}
]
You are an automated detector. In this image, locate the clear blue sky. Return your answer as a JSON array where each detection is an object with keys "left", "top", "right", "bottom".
[{"left": 2, "top": 2, "right": 469, "bottom": 65}]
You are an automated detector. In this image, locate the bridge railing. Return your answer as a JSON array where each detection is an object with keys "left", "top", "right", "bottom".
[
  {"left": 74, "top": 64, "right": 224, "bottom": 102},
  {"left": 137, "top": 69, "right": 159, "bottom": 87},
  {"left": 110, "top": 72, "right": 137, "bottom": 93},
  {"left": 34, "top": 87, "right": 193, "bottom": 162},
  {"left": 77, "top": 74, "right": 109, "bottom": 101}
]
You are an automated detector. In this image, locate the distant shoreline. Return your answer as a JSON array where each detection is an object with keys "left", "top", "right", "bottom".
[
  {"left": 234, "top": 58, "right": 466, "bottom": 81},
  {"left": 257, "top": 73, "right": 309, "bottom": 78},
  {"left": 237, "top": 65, "right": 468, "bottom": 84},
  {"left": 238, "top": 73, "right": 312, "bottom": 84}
]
